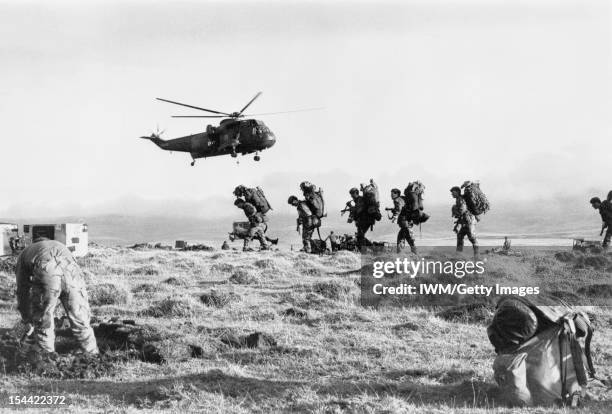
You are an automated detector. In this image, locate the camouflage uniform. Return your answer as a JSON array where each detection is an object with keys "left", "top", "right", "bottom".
[
  {"left": 15, "top": 239, "right": 98, "bottom": 354},
  {"left": 392, "top": 195, "right": 417, "bottom": 253},
  {"left": 295, "top": 201, "right": 320, "bottom": 253},
  {"left": 348, "top": 196, "right": 374, "bottom": 248},
  {"left": 453, "top": 196, "right": 478, "bottom": 252},
  {"left": 240, "top": 202, "right": 269, "bottom": 251},
  {"left": 598, "top": 200, "right": 612, "bottom": 248}
]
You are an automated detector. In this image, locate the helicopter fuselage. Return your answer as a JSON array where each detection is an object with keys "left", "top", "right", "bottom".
[{"left": 147, "top": 118, "right": 276, "bottom": 161}]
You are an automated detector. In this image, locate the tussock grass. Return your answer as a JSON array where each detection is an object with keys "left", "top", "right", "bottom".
[
  {"left": 1, "top": 246, "right": 610, "bottom": 413},
  {"left": 200, "top": 290, "right": 241, "bottom": 308},
  {"left": 140, "top": 295, "right": 204, "bottom": 318},
  {"left": 129, "top": 265, "right": 160, "bottom": 276},
  {"left": 87, "top": 283, "right": 131, "bottom": 306},
  {"left": 229, "top": 267, "right": 261, "bottom": 285}
]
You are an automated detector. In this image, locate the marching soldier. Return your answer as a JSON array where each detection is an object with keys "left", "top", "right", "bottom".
[
  {"left": 347, "top": 187, "right": 374, "bottom": 248},
  {"left": 288, "top": 195, "right": 320, "bottom": 253},
  {"left": 590, "top": 196, "right": 612, "bottom": 249},
  {"left": 451, "top": 186, "right": 479, "bottom": 258},
  {"left": 389, "top": 188, "right": 417, "bottom": 254}
]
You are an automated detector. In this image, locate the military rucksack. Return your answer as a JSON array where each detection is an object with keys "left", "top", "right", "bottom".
[
  {"left": 601, "top": 200, "right": 612, "bottom": 224},
  {"left": 402, "top": 181, "right": 430, "bottom": 224},
  {"left": 404, "top": 181, "right": 425, "bottom": 210},
  {"left": 302, "top": 183, "right": 326, "bottom": 219},
  {"left": 361, "top": 180, "right": 381, "bottom": 221},
  {"left": 461, "top": 181, "right": 490, "bottom": 217},
  {"left": 488, "top": 296, "right": 595, "bottom": 407},
  {"left": 245, "top": 187, "right": 272, "bottom": 214}
]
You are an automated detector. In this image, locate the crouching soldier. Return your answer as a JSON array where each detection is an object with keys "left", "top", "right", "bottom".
[
  {"left": 390, "top": 188, "right": 417, "bottom": 254},
  {"left": 234, "top": 199, "right": 270, "bottom": 251},
  {"left": 15, "top": 238, "right": 99, "bottom": 354},
  {"left": 590, "top": 196, "right": 612, "bottom": 249},
  {"left": 234, "top": 198, "right": 278, "bottom": 247},
  {"left": 451, "top": 186, "right": 479, "bottom": 258},
  {"left": 288, "top": 195, "right": 320, "bottom": 253}
]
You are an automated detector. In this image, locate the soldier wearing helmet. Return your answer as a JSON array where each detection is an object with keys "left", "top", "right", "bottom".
[
  {"left": 451, "top": 186, "right": 478, "bottom": 258},
  {"left": 389, "top": 188, "right": 418, "bottom": 254},
  {"left": 288, "top": 195, "right": 320, "bottom": 253}
]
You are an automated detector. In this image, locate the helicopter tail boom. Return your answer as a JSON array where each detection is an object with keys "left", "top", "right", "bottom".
[{"left": 139, "top": 134, "right": 166, "bottom": 148}]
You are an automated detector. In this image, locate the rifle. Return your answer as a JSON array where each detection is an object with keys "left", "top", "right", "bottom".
[
  {"left": 385, "top": 207, "right": 396, "bottom": 221},
  {"left": 453, "top": 220, "right": 459, "bottom": 234},
  {"left": 340, "top": 201, "right": 354, "bottom": 216}
]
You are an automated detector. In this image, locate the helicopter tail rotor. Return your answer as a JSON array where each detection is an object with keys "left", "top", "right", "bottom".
[{"left": 140, "top": 125, "right": 165, "bottom": 140}]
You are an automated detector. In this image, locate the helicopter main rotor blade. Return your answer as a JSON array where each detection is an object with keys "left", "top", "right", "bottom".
[
  {"left": 156, "top": 98, "right": 231, "bottom": 116},
  {"left": 172, "top": 115, "right": 226, "bottom": 118},
  {"left": 237, "top": 91, "right": 262, "bottom": 116},
  {"left": 245, "top": 107, "right": 324, "bottom": 116}
]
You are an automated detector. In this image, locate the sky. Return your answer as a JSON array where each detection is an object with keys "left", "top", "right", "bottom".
[{"left": 0, "top": 0, "right": 610, "bottom": 219}]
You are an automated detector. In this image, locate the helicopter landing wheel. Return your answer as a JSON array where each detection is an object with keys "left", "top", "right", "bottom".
[
  {"left": 254, "top": 155, "right": 261, "bottom": 161},
  {"left": 190, "top": 160, "right": 195, "bottom": 166}
]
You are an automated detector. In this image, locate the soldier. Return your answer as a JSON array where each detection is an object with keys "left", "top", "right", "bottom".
[
  {"left": 347, "top": 187, "right": 374, "bottom": 248},
  {"left": 324, "top": 231, "right": 340, "bottom": 252},
  {"left": 233, "top": 197, "right": 278, "bottom": 246},
  {"left": 15, "top": 238, "right": 99, "bottom": 354},
  {"left": 390, "top": 188, "right": 418, "bottom": 254},
  {"left": 451, "top": 186, "right": 479, "bottom": 258},
  {"left": 590, "top": 196, "right": 612, "bottom": 249},
  {"left": 234, "top": 199, "right": 270, "bottom": 251},
  {"left": 288, "top": 195, "right": 320, "bottom": 253}
]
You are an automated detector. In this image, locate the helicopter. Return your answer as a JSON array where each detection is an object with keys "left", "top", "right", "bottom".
[{"left": 141, "top": 92, "right": 312, "bottom": 165}]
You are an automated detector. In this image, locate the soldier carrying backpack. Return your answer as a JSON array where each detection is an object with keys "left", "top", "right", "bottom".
[
  {"left": 345, "top": 179, "right": 381, "bottom": 249},
  {"left": 589, "top": 196, "right": 612, "bottom": 249},
  {"left": 488, "top": 296, "right": 597, "bottom": 407},
  {"left": 388, "top": 188, "right": 417, "bottom": 254},
  {"left": 300, "top": 181, "right": 326, "bottom": 220},
  {"left": 234, "top": 185, "right": 272, "bottom": 216},
  {"left": 451, "top": 185, "right": 479, "bottom": 258}
]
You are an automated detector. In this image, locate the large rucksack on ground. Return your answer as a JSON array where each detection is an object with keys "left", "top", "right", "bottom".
[
  {"left": 461, "top": 181, "right": 490, "bottom": 218},
  {"left": 488, "top": 296, "right": 595, "bottom": 407},
  {"left": 403, "top": 181, "right": 430, "bottom": 224},
  {"left": 361, "top": 180, "right": 381, "bottom": 221},
  {"left": 245, "top": 187, "right": 272, "bottom": 214}
]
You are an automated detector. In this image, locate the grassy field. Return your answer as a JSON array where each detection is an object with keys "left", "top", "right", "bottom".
[{"left": 0, "top": 246, "right": 610, "bottom": 413}]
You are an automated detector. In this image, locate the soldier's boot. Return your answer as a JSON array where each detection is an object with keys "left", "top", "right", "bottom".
[
  {"left": 303, "top": 239, "right": 312, "bottom": 254},
  {"left": 243, "top": 239, "right": 254, "bottom": 252},
  {"left": 259, "top": 235, "right": 270, "bottom": 251},
  {"left": 410, "top": 244, "right": 418, "bottom": 255},
  {"left": 473, "top": 245, "right": 480, "bottom": 260},
  {"left": 266, "top": 237, "right": 279, "bottom": 245}
]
